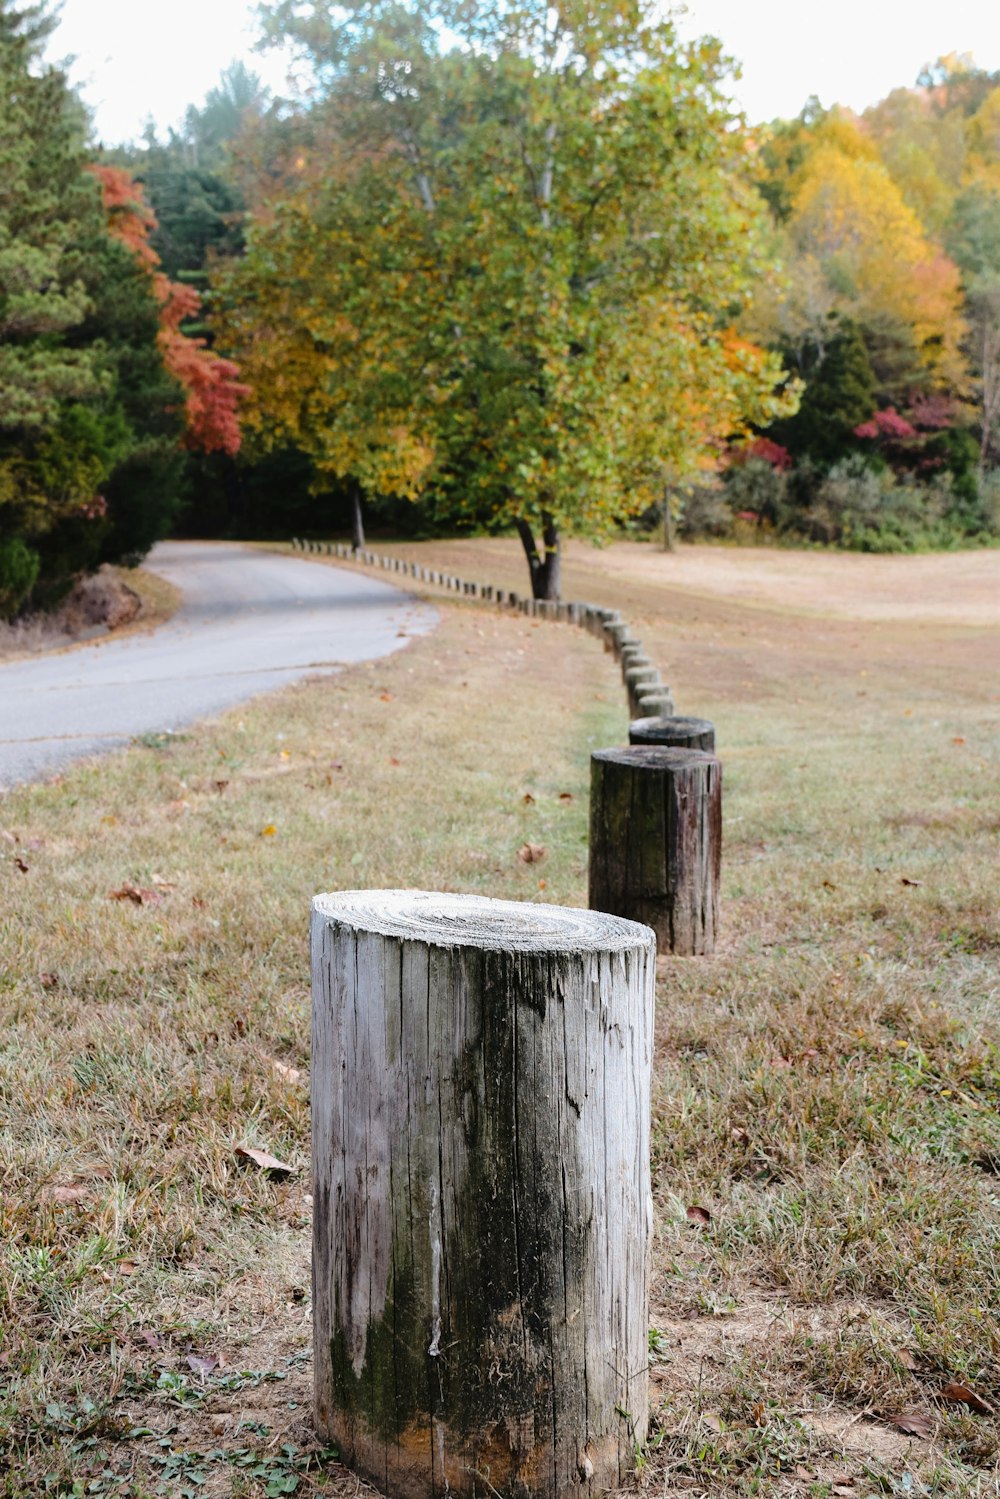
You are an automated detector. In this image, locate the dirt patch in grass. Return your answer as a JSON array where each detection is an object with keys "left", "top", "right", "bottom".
[{"left": 4, "top": 543, "right": 1000, "bottom": 1496}]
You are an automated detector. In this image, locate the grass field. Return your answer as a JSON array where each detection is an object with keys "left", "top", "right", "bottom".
[{"left": 2, "top": 539, "right": 999, "bottom": 1497}]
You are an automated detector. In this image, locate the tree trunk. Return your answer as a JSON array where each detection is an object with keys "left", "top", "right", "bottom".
[
  {"left": 311, "top": 889, "right": 655, "bottom": 1499},
  {"left": 350, "top": 485, "right": 365, "bottom": 551},
  {"left": 629, "top": 716, "right": 716, "bottom": 753},
  {"left": 661, "top": 485, "right": 675, "bottom": 553},
  {"left": 589, "top": 746, "right": 721, "bottom": 956},
  {"left": 515, "top": 512, "right": 561, "bottom": 600}
]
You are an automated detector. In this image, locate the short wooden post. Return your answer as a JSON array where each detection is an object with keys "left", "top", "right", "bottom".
[
  {"left": 605, "top": 624, "right": 632, "bottom": 657},
  {"left": 589, "top": 747, "right": 721, "bottom": 956},
  {"left": 630, "top": 716, "right": 716, "bottom": 753},
  {"left": 311, "top": 890, "right": 655, "bottom": 1499},
  {"left": 634, "top": 688, "right": 676, "bottom": 719},
  {"left": 619, "top": 644, "right": 648, "bottom": 673},
  {"left": 625, "top": 668, "right": 660, "bottom": 718}
]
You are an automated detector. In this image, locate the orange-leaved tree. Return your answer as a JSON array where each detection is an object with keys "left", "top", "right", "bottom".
[{"left": 91, "top": 166, "right": 249, "bottom": 455}]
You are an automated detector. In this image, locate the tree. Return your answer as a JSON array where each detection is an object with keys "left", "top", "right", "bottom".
[
  {"left": 769, "top": 317, "right": 876, "bottom": 464},
  {"left": 785, "top": 123, "right": 968, "bottom": 399},
  {"left": 92, "top": 166, "right": 249, "bottom": 459},
  {"left": 220, "top": 0, "right": 794, "bottom": 596},
  {"left": 0, "top": 1, "right": 175, "bottom": 609},
  {"left": 0, "top": 5, "right": 249, "bottom": 618}
]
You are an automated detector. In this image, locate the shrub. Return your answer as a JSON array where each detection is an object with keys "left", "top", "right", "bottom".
[
  {"left": 804, "top": 457, "right": 975, "bottom": 551},
  {"left": 677, "top": 485, "right": 733, "bottom": 540},
  {"left": 0, "top": 537, "right": 40, "bottom": 620},
  {"left": 723, "top": 457, "right": 791, "bottom": 532}
]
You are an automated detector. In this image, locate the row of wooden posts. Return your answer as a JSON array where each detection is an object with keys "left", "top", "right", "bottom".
[
  {"left": 291, "top": 535, "right": 723, "bottom": 960},
  {"left": 301, "top": 537, "right": 723, "bottom": 1498}
]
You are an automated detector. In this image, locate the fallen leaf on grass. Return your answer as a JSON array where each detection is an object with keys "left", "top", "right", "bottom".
[
  {"left": 138, "top": 1331, "right": 162, "bottom": 1352},
  {"left": 108, "top": 884, "right": 163, "bottom": 906},
  {"left": 379, "top": 692, "right": 393, "bottom": 702},
  {"left": 895, "top": 1348, "right": 920, "bottom": 1371},
  {"left": 329, "top": 761, "right": 344, "bottom": 772},
  {"left": 264, "top": 1055, "right": 302, "bottom": 1084},
  {"left": 900, "top": 877, "right": 923, "bottom": 887},
  {"left": 939, "top": 1381, "right": 993, "bottom": 1416},
  {"left": 822, "top": 879, "right": 837, "bottom": 890},
  {"left": 832, "top": 1486, "right": 856, "bottom": 1497},
  {"left": 38, "top": 972, "right": 58, "bottom": 989},
  {"left": 891, "top": 1409, "right": 934, "bottom": 1438},
  {"left": 700, "top": 1411, "right": 723, "bottom": 1433},
  {"left": 214, "top": 780, "right": 229, "bottom": 793},
  {"left": 731, "top": 1127, "right": 750, "bottom": 1145},
  {"left": 517, "top": 843, "right": 547, "bottom": 864},
  {"left": 235, "top": 1145, "right": 295, "bottom": 1176},
  {"left": 686, "top": 1205, "right": 712, "bottom": 1226},
  {"left": 387, "top": 756, "right": 401, "bottom": 767},
  {"left": 522, "top": 793, "right": 536, "bottom": 805},
  {"left": 952, "top": 737, "right": 966, "bottom": 746},
  {"left": 13, "top": 857, "right": 29, "bottom": 873},
  {"left": 259, "top": 824, "right": 277, "bottom": 838},
  {"left": 558, "top": 792, "right": 574, "bottom": 803},
  {"left": 279, "top": 749, "right": 291, "bottom": 761},
  {"left": 793, "top": 1467, "right": 817, "bottom": 1482},
  {"left": 48, "top": 1184, "right": 90, "bottom": 1206},
  {"left": 186, "top": 1354, "right": 221, "bottom": 1377}
]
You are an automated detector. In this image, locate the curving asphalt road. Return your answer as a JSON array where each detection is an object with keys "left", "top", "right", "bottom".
[{"left": 0, "top": 541, "right": 436, "bottom": 790}]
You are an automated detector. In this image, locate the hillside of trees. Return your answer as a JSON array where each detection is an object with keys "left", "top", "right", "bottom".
[{"left": 2, "top": 0, "right": 999, "bottom": 617}]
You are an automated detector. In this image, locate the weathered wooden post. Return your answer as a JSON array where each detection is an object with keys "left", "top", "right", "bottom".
[
  {"left": 624, "top": 666, "right": 659, "bottom": 718},
  {"left": 604, "top": 622, "right": 631, "bottom": 656},
  {"left": 619, "top": 645, "right": 648, "bottom": 675},
  {"left": 634, "top": 688, "right": 677, "bottom": 720},
  {"left": 630, "top": 716, "right": 716, "bottom": 753},
  {"left": 311, "top": 890, "right": 655, "bottom": 1499},
  {"left": 589, "top": 747, "right": 721, "bottom": 956}
]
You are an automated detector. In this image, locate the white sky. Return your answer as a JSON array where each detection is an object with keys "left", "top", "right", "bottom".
[{"left": 47, "top": 0, "right": 1000, "bottom": 148}]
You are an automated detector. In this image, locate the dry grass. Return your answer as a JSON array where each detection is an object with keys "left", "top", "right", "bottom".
[{"left": 3, "top": 538, "right": 1000, "bottom": 1497}]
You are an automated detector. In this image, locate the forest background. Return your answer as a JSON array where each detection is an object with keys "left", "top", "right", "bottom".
[{"left": 2, "top": 0, "right": 1000, "bottom": 614}]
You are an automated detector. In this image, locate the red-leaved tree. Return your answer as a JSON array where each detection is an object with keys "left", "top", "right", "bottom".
[{"left": 90, "top": 166, "right": 248, "bottom": 454}]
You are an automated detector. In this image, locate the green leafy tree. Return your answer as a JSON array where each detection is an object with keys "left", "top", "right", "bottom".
[
  {"left": 0, "top": 0, "right": 191, "bottom": 615},
  {"left": 221, "top": 0, "right": 794, "bottom": 596},
  {"left": 769, "top": 318, "right": 876, "bottom": 465}
]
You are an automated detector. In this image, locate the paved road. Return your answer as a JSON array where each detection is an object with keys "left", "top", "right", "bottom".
[{"left": 0, "top": 541, "right": 436, "bottom": 789}]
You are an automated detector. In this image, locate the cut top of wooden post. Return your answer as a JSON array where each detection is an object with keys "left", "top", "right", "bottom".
[
  {"left": 311, "top": 887, "right": 654, "bottom": 955},
  {"left": 629, "top": 715, "right": 716, "bottom": 752}
]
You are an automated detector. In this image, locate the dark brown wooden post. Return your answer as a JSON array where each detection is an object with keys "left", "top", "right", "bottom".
[
  {"left": 311, "top": 891, "right": 655, "bottom": 1499},
  {"left": 589, "top": 746, "right": 721, "bottom": 956},
  {"left": 630, "top": 716, "right": 716, "bottom": 753}
]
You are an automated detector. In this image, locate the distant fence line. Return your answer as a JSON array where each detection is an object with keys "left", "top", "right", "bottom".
[{"left": 288, "top": 535, "right": 667, "bottom": 710}]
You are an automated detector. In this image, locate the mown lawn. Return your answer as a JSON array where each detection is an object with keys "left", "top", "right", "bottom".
[{"left": 2, "top": 540, "right": 999, "bottom": 1497}]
